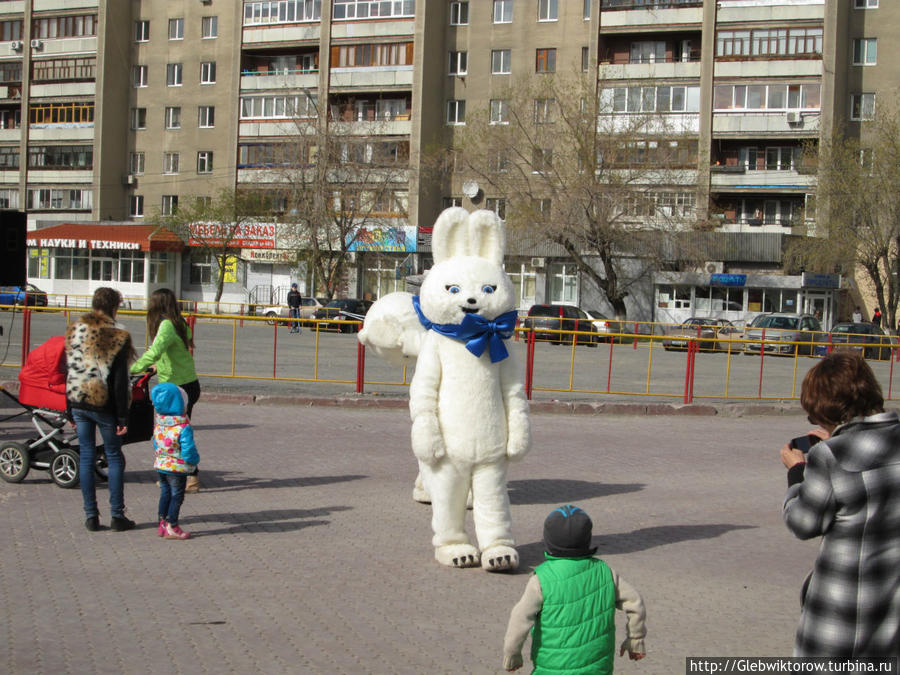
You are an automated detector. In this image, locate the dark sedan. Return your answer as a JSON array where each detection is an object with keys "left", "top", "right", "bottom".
[
  {"left": 826, "top": 322, "right": 896, "bottom": 360},
  {"left": 522, "top": 304, "right": 600, "bottom": 346},
  {"left": 313, "top": 299, "right": 373, "bottom": 333}
]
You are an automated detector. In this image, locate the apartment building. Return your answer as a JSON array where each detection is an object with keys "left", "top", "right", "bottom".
[{"left": 14, "top": 0, "right": 900, "bottom": 321}]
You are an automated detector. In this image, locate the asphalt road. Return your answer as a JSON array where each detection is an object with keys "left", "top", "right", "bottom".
[{"left": 3, "top": 309, "right": 900, "bottom": 403}]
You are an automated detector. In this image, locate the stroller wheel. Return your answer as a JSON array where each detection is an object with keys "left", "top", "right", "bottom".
[
  {"left": 50, "top": 450, "right": 80, "bottom": 489},
  {"left": 94, "top": 446, "right": 126, "bottom": 481},
  {"left": 0, "top": 441, "right": 29, "bottom": 483}
]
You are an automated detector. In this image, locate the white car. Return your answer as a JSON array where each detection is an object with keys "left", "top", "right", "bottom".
[{"left": 259, "top": 297, "right": 322, "bottom": 325}]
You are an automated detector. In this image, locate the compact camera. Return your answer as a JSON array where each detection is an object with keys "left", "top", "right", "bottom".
[{"left": 788, "top": 434, "right": 819, "bottom": 453}]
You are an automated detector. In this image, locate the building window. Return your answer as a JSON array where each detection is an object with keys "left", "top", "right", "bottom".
[
  {"left": 446, "top": 100, "right": 466, "bottom": 125},
  {"left": 119, "top": 251, "right": 145, "bottom": 283},
  {"left": 534, "top": 198, "right": 551, "bottom": 217},
  {"left": 201, "top": 16, "right": 218, "bottom": 38},
  {"left": 0, "top": 188, "right": 18, "bottom": 208},
  {"left": 332, "top": 0, "right": 415, "bottom": 19},
  {"left": 27, "top": 188, "right": 92, "bottom": 211},
  {"left": 583, "top": 0, "right": 591, "bottom": 19},
  {"left": 485, "top": 197, "right": 506, "bottom": 219},
  {"left": 536, "top": 48, "right": 556, "bottom": 73},
  {"left": 189, "top": 252, "right": 214, "bottom": 285},
  {"left": 150, "top": 253, "right": 170, "bottom": 284},
  {"left": 492, "top": 49, "right": 511, "bottom": 74},
  {"left": 493, "top": 0, "right": 513, "bottom": 23},
  {"left": 0, "top": 146, "right": 18, "bottom": 169},
  {"left": 29, "top": 102, "right": 94, "bottom": 126},
  {"left": 27, "top": 145, "right": 92, "bottom": 170},
  {"left": 164, "top": 106, "right": 181, "bottom": 130},
  {"left": 163, "top": 152, "right": 179, "bottom": 174},
  {"left": 167, "top": 63, "right": 183, "bottom": 86},
  {"left": 134, "top": 20, "right": 149, "bottom": 42},
  {"left": 130, "top": 195, "right": 144, "bottom": 218},
  {"left": 490, "top": 150, "right": 510, "bottom": 173},
  {"left": 851, "top": 93, "right": 875, "bottom": 121},
  {"left": 244, "top": 0, "right": 322, "bottom": 25},
  {"left": 130, "top": 108, "right": 146, "bottom": 130},
  {"left": 161, "top": 195, "right": 178, "bottom": 216},
  {"left": 716, "top": 27, "right": 823, "bottom": 57},
  {"left": 534, "top": 98, "right": 555, "bottom": 124},
  {"left": 0, "top": 20, "right": 23, "bottom": 42},
  {"left": 490, "top": 99, "right": 509, "bottom": 125},
  {"left": 198, "top": 106, "right": 215, "bottom": 128},
  {"left": 132, "top": 65, "right": 148, "bottom": 88},
  {"left": 631, "top": 41, "right": 666, "bottom": 64},
  {"left": 168, "top": 18, "right": 184, "bottom": 40},
  {"left": 450, "top": 2, "right": 469, "bottom": 25},
  {"left": 712, "top": 83, "right": 819, "bottom": 110},
  {"left": 32, "top": 15, "right": 97, "bottom": 38},
  {"left": 852, "top": 38, "right": 877, "bottom": 65},
  {"left": 240, "top": 93, "right": 318, "bottom": 119},
  {"left": 582, "top": 47, "right": 589, "bottom": 72},
  {"left": 532, "top": 148, "right": 552, "bottom": 173},
  {"left": 31, "top": 57, "right": 96, "bottom": 83},
  {"left": 448, "top": 51, "right": 467, "bottom": 76},
  {"left": 538, "top": 0, "right": 558, "bottom": 21},
  {"left": 442, "top": 197, "right": 462, "bottom": 209},
  {"left": 200, "top": 62, "right": 216, "bottom": 84},
  {"left": 197, "top": 151, "right": 213, "bottom": 174},
  {"left": 333, "top": 42, "right": 413, "bottom": 67},
  {"left": 129, "top": 152, "right": 144, "bottom": 174},
  {"left": 854, "top": 0, "right": 878, "bottom": 7}
]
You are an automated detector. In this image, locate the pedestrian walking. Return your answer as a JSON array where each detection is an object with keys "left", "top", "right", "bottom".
[
  {"left": 65, "top": 287, "right": 136, "bottom": 532},
  {"left": 502, "top": 505, "right": 647, "bottom": 673},
  {"left": 287, "top": 283, "right": 302, "bottom": 334},
  {"left": 852, "top": 306, "right": 862, "bottom": 323},
  {"left": 779, "top": 352, "right": 900, "bottom": 656},
  {"left": 131, "top": 288, "right": 202, "bottom": 493},
  {"left": 872, "top": 307, "right": 882, "bottom": 327},
  {"left": 151, "top": 383, "right": 199, "bottom": 540}
]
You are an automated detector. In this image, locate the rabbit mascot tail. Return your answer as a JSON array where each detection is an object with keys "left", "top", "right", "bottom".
[{"left": 362, "top": 207, "right": 532, "bottom": 572}]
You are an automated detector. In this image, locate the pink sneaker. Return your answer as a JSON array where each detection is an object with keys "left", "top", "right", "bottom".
[
  {"left": 163, "top": 522, "right": 191, "bottom": 540},
  {"left": 157, "top": 519, "right": 167, "bottom": 537}
]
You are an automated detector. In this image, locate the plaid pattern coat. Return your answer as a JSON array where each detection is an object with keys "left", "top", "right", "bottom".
[{"left": 783, "top": 411, "right": 900, "bottom": 657}]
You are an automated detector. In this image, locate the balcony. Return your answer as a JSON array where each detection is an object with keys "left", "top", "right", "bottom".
[
  {"left": 240, "top": 69, "right": 319, "bottom": 92},
  {"left": 599, "top": 2, "right": 702, "bottom": 30},
  {"left": 329, "top": 66, "right": 413, "bottom": 89},
  {"left": 242, "top": 24, "right": 321, "bottom": 45},
  {"left": 717, "top": 0, "right": 824, "bottom": 23},
  {"left": 713, "top": 111, "right": 819, "bottom": 137},
  {"left": 709, "top": 168, "right": 814, "bottom": 192}
]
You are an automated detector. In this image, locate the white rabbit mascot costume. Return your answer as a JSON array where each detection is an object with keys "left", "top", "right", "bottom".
[{"left": 359, "top": 208, "right": 531, "bottom": 572}]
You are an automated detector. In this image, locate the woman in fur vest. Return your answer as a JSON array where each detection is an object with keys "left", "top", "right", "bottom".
[{"left": 66, "top": 287, "right": 136, "bottom": 532}]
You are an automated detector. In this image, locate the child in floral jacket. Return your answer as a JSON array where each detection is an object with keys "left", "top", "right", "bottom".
[{"left": 150, "top": 382, "right": 199, "bottom": 540}]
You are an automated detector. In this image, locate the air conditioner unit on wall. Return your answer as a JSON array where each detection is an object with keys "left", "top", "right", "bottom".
[
  {"left": 530, "top": 257, "right": 546, "bottom": 268},
  {"left": 123, "top": 174, "right": 136, "bottom": 186},
  {"left": 30, "top": 39, "right": 42, "bottom": 50},
  {"left": 10, "top": 41, "right": 22, "bottom": 52},
  {"left": 786, "top": 111, "right": 801, "bottom": 124},
  {"left": 704, "top": 261, "right": 724, "bottom": 274}
]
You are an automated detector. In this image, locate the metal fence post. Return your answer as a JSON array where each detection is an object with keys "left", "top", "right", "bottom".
[
  {"left": 356, "top": 341, "right": 366, "bottom": 394},
  {"left": 525, "top": 328, "right": 535, "bottom": 400},
  {"left": 20, "top": 307, "right": 31, "bottom": 364}
]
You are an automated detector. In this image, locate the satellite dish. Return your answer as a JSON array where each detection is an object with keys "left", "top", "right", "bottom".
[{"left": 462, "top": 180, "right": 480, "bottom": 199}]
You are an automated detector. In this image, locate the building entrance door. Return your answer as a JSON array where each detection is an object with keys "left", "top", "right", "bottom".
[{"left": 802, "top": 291, "right": 832, "bottom": 329}]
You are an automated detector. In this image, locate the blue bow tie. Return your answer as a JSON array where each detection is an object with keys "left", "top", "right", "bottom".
[{"left": 412, "top": 295, "right": 517, "bottom": 363}]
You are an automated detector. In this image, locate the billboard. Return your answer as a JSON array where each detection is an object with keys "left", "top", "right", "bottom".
[
  {"left": 188, "top": 222, "right": 276, "bottom": 249},
  {"left": 347, "top": 225, "right": 416, "bottom": 252}
]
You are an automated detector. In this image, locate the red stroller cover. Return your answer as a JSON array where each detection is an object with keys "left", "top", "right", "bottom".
[{"left": 18, "top": 336, "right": 67, "bottom": 411}]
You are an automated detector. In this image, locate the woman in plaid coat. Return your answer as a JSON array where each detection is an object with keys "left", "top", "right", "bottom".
[{"left": 780, "top": 352, "right": 899, "bottom": 657}]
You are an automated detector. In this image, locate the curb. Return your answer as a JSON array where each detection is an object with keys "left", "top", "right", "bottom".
[{"left": 1, "top": 380, "right": 804, "bottom": 417}]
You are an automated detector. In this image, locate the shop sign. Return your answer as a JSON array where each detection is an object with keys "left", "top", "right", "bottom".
[
  {"left": 240, "top": 249, "right": 296, "bottom": 263},
  {"left": 801, "top": 272, "right": 840, "bottom": 289},
  {"left": 710, "top": 273, "right": 747, "bottom": 287},
  {"left": 188, "top": 222, "right": 276, "bottom": 249},
  {"left": 347, "top": 225, "right": 416, "bottom": 252},
  {"left": 35, "top": 237, "right": 141, "bottom": 251}
]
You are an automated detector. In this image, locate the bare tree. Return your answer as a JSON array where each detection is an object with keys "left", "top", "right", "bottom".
[
  {"left": 159, "top": 188, "right": 273, "bottom": 310},
  {"left": 786, "top": 102, "right": 900, "bottom": 329},
  {"left": 248, "top": 93, "right": 412, "bottom": 300},
  {"left": 445, "top": 71, "right": 699, "bottom": 318}
]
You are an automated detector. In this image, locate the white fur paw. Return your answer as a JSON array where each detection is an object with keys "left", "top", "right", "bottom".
[
  {"left": 412, "top": 482, "right": 431, "bottom": 504},
  {"left": 481, "top": 546, "right": 519, "bottom": 572},
  {"left": 435, "top": 544, "right": 481, "bottom": 568},
  {"left": 411, "top": 415, "right": 445, "bottom": 464}
]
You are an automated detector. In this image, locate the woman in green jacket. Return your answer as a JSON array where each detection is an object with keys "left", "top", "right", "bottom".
[{"left": 132, "top": 288, "right": 202, "bottom": 491}]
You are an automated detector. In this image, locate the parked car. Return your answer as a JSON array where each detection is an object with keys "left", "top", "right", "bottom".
[
  {"left": 584, "top": 309, "right": 656, "bottom": 343},
  {"left": 743, "top": 313, "right": 823, "bottom": 356},
  {"left": 314, "top": 298, "right": 373, "bottom": 333},
  {"left": 0, "top": 284, "right": 48, "bottom": 307},
  {"left": 825, "top": 322, "right": 896, "bottom": 361},
  {"left": 259, "top": 297, "right": 322, "bottom": 325},
  {"left": 663, "top": 317, "right": 741, "bottom": 352},
  {"left": 522, "top": 304, "right": 600, "bottom": 346}
]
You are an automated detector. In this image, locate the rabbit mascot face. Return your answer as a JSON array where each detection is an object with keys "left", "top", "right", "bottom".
[{"left": 409, "top": 208, "right": 532, "bottom": 571}]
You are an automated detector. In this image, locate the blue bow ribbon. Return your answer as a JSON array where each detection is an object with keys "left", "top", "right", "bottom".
[{"left": 412, "top": 295, "right": 517, "bottom": 363}]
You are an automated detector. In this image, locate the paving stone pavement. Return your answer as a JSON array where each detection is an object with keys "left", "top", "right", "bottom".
[{"left": 0, "top": 399, "right": 820, "bottom": 674}]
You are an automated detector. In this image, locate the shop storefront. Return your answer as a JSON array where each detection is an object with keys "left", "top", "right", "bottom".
[
  {"left": 26, "top": 223, "right": 183, "bottom": 307},
  {"left": 653, "top": 271, "right": 841, "bottom": 328}
]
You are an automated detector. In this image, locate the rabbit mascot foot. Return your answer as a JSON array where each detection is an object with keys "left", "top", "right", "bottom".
[{"left": 410, "top": 208, "right": 531, "bottom": 572}]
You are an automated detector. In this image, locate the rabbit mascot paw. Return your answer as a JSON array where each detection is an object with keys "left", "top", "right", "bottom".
[{"left": 408, "top": 207, "right": 531, "bottom": 571}]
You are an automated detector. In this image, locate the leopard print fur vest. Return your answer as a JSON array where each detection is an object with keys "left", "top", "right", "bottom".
[{"left": 65, "top": 312, "right": 132, "bottom": 408}]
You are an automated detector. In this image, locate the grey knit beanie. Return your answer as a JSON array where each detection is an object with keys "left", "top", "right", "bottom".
[{"left": 543, "top": 504, "right": 597, "bottom": 558}]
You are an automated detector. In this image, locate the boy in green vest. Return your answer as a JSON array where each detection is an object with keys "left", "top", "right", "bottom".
[{"left": 502, "top": 505, "right": 647, "bottom": 673}]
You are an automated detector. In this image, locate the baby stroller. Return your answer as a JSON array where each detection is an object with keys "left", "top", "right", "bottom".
[{"left": 0, "top": 336, "right": 154, "bottom": 488}]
